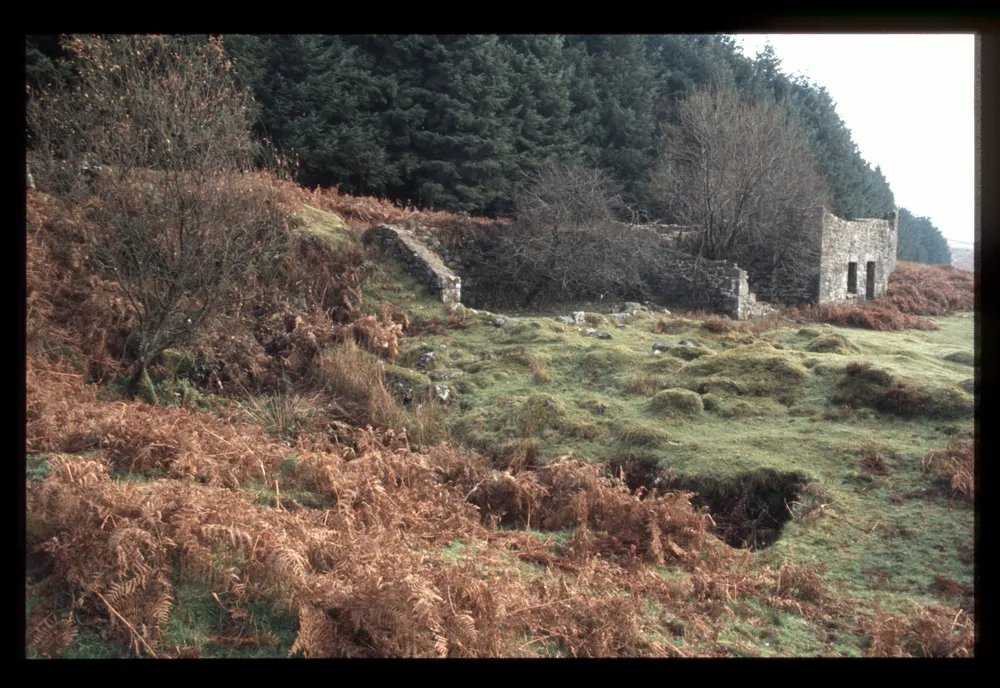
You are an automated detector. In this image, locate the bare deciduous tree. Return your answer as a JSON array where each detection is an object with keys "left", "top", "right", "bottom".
[
  {"left": 653, "top": 87, "right": 829, "bottom": 299},
  {"left": 27, "top": 35, "right": 289, "bottom": 394}
]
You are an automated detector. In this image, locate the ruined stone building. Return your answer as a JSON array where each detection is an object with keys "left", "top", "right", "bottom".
[
  {"left": 371, "top": 205, "right": 898, "bottom": 321},
  {"left": 641, "top": 206, "right": 898, "bottom": 311},
  {"left": 808, "top": 207, "right": 898, "bottom": 304}
]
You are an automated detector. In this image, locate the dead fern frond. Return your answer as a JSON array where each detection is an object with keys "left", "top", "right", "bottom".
[{"left": 28, "top": 610, "right": 78, "bottom": 658}]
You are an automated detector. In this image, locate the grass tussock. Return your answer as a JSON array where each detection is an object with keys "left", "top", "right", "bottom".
[
  {"left": 316, "top": 339, "right": 405, "bottom": 429},
  {"left": 621, "top": 374, "right": 669, "bottom": 396},
  {"left": 699, "top": 317, "right": 740, "bottom": 334},
  {"left": 922, "top": 440, "right": 974, "bottom": 501},
  {"left": 858, "top": 441, "right": 890, "bottom": 476},
  {"left": 863, "top": 602, "right": 974, "bottom": 657},
  {"left": 510, "top": 395, "right": 567, "bottom": 438},
  {"left": 581, "top": 345, "right": 639, "bottom": 371},
  {"left": 501, "top": 348, "right": 552, "bottom": 384},
  {"left": 232, "top": 390, "right": 326, "bottom": 440},
  {"left": 653, "top": 318, "right": 699, "bottom": 335},
  {"left": 681, "top": 348, "right": 809, "bottom": 400},
  {"left": 649, "top": 389, "right": 704, "bottom": 417},
  {"left": 805, "top": 333, "right": 859, "bottom": 355},
  {"left": 943, "top": 351, "right": 975, "bottom": 367},
  {"left": 614, "top": 422, "right": 672, "bottom": 449},
  {"left": 833, "top": 363, "right": 973, "bottom": 420}
]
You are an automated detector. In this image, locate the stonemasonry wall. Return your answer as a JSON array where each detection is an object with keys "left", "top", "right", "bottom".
[
  {"left": 418, "top": 224, "right": 758, "bottom": 319},
  {"left": 371, "top": 225, "right": 462, "bottom": 304},
  {"left": 813, "top": 207, "right": 898, "bottom": 303},
  {"left": 745, "top": 214, "right": 823, "bottom": 305},
  {"left": 427, "top": 234, "right": 504, "bottom": 308},
  {"left": 648, "top": 248, "right": 754, "bottom": 319}
]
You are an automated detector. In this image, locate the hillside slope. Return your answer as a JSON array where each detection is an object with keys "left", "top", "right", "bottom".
[{"left": 25, "top": 186, "right": 976, "bottom": 658}]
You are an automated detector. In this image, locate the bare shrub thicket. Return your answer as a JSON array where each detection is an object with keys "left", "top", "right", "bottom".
[
  {"left": 653, "top": 87, "right": 829, "bottom": 298},
  {"left": 491, "top": 160, "right": 657, "bottom": 305},
  {"left": 27, "top": 35, "right": 291, "bottom": 394}
]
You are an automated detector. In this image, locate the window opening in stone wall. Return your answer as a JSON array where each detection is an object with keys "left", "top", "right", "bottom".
[
  {"left": 866, "top": 261, "right": 876, "bottom": 300},
  {"left": 847, "top": 262, "right": 858, "bottom": 294}
]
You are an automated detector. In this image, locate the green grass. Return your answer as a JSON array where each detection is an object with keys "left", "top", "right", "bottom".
[
  {"left": 295, "top": 204, "right": 351, "bottom": 246},
  {"left": 649, "top": 388, "right": 704, "bottom": 417},
  {"left": 162, "top": 579, "right": 298, "bottom": 658},
  {"left": 26, "top": 454, "right": 52, "bottom": 481}
]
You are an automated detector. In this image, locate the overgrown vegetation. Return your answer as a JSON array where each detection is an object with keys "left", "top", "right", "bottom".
[
  {"left": 27, "top": 35, "right": 292, "bottom": 395},
  {"left": 24, "top": 193, "right": 977, "bottom": 657},
  {"left": 490, "top": 160, "right": 652, "bottom": 305},
  {"left": 25, "top": 34, "right": 974, "bottom": 659},
  {"left": 792, "top": 261, "right": 975, "bottom": 331},
  {"left": 652, "top": 86, "right": 828, "bottom": 299}
]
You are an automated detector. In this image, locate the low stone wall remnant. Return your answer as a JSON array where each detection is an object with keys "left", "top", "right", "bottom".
[
  {"left": 648, "top": 248, "right": 757, "bottom": 320},
  {"left": 371, "top": 225, "right": 462, "bottom": 304}
]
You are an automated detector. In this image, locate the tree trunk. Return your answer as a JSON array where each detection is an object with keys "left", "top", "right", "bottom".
[{"left": 125, "top": 362, "right": 156, "bottom": 404}]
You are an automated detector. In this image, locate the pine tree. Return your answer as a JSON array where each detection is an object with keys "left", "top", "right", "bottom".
[
  {"left": 897, "top": 208, "right": 952, "bottom": 264},
  {"left": 568, "top": 35, "right": 658, "bottom": 204},
  {"left": 227, "top": 34, "right": 395, "bottom": 194}
]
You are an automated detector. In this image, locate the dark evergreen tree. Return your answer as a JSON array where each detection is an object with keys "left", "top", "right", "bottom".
[
  {"left": 25, "top": 35, "right": 74, "bottom": 92},
  {"left": 223, "top": 33, "right": 905, "bottom": 224},
  {"left": 497, "top": 35, "right": 579, "bottom": 188},
  {"left": 226, "top": 34, "right": 395, "bottom": 195},
  {"left": 567, "top": 35, "right": 658, "bottom": 204},
  {"left": 897, "top": 208, "right": 952, "bottom": 264}
]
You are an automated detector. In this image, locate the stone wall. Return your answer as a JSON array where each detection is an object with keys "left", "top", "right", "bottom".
[
  {"left": 630, "top": 207, "right": 897, "bottom": 307},
  {"left": 370, "top": 225, "right": 462, "bottom": 304},
  {"left": 626, "top": 222, "right": 699, "bottom": 251},
  {"left": 395, "top": 205, "right": 896, "bottom": 317},
  {"left": 648, "top": 248, "right": 755, "bottom": 320},
  {"left": 810, "top": 207, "right": 898, "bottom": 303},
  {"left": 412, "top": 223, "right": 759, "bottom": 319},
  {"left": 421, "top": 232, "right": 506, "bottom": 308}
]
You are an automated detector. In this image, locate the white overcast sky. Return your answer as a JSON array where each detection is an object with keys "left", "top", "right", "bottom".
[{"left": 733, "top": 34, "right": 975, "bottom": 245}]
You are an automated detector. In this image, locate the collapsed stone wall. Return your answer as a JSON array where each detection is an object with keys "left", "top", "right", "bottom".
[
  {"left": 415, "top": 224, "right": 759, "bottom": 319},
  {"left": 423, "top": 233, "right": 508, "bottom": 309},
  {"left": 648, "top": 248, "right": 755, "bottom": 319},
  {"left": 407, "top": 204, "right": 896, "bottom": 316},
  {"left": 628, "top": 207, "right": 897, "bottom": 307},
  {"left": 369, "top": 225, "right": 462, "bottom": 304},
  {"left": 742, "top": 216, "right": 824, "bottom": 305}
]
